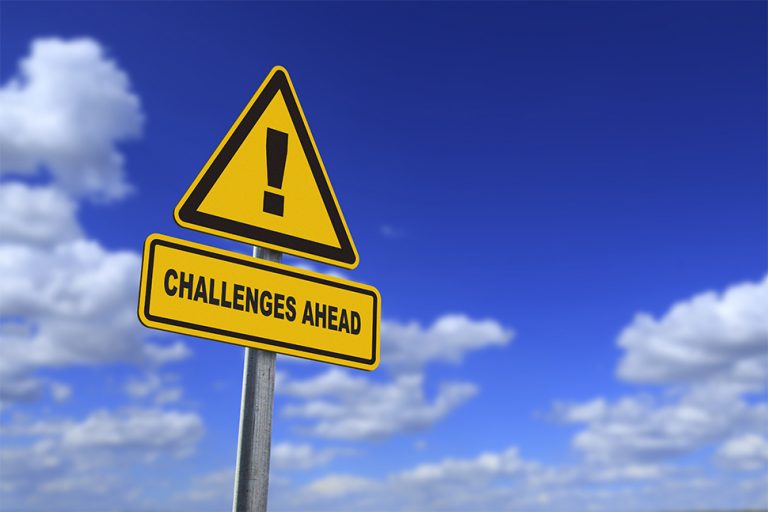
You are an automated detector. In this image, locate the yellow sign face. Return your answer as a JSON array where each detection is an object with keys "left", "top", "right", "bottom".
[
  {"left": 138, "top": 234, "right": 379, "bottom": 370},
  {"left": 174, "top": 66, "right": 359, "bottom": 269}
]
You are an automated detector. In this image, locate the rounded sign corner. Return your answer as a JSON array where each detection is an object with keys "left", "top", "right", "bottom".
[
  {"left": 172, "top": 204, "right": 189, "bottom": 229},
  {"left": 269, "top": 65, "right": 289, "bottom": 79},
  {"left": 364, "top": 356, "right": 380, "bottom": 372}
]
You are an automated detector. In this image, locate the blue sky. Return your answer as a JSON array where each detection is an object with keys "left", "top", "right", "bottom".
[{"left": 1, "top": 2, "right": 766, "bottom": 511}]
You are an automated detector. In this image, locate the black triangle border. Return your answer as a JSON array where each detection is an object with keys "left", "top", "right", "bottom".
[{"left": 176, "top": 69, "right": 356, "bottom": 266}]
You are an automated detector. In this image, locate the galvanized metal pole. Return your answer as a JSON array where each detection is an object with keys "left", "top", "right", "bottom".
[{"left": 232, "top": 246, "right": 281, "bottom": 512}]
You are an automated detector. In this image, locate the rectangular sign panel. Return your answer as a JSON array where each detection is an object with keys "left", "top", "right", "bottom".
[{"left": 138, "top": 234, "right": 379, "bottom": 370}]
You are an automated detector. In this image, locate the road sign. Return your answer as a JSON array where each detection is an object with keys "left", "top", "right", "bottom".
[
  {"left": 174, "top": 66, "right": 359, "bottom": 269},
  {"left": 137, "top": 233, "right": 379, "bottom": 370}
]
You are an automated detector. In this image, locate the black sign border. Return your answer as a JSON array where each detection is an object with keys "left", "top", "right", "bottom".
[{"left": 176, "top": 68, "right": 357, "bottom": 266}]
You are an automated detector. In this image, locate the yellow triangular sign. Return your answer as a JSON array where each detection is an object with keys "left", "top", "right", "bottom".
[{"left": 174, "top": 66, "right": 359, "bottom": 269}]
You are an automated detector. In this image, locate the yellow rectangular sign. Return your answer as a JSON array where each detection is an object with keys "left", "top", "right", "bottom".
[{"left": 137, "top": 234, "right": 380, "bottom": 370}]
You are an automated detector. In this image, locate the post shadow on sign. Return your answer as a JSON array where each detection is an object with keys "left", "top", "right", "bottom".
[{"left": 263, "top": 128, "right": 288, "bottom": 217}]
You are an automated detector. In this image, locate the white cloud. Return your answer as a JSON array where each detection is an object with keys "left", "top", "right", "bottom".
[
  {"left": 124, "top": 372, "right": 183, "bottom": 405},
  {"left": 382, "top": 314, "right": 513, "bottom": 373},
  {"left": 0, "top": 239, "right": 189, "bottom": 406},
  {"left": 304, "top": 474, "right": 376, "bottom": 498},
  {"left": 0, "top": 364, "right": 71, "bottom": 406},
  {"left": 738, "top": 473, "right": 768, "bottom": 504},
  {"left": 3, "top": 407, "right": 203, "bottom": 457},
  {"left": 172, "top": 468, "right": 233, "bottom": 507},
  {"left": 50, "top": 382, "right": 72, "bottom": 402},
  {"left": 278, "top": 447, "right": 738, "bottom": 512},
  {"left": 617, "top": 275, "right": 768, "bottom": 385},
  {"left": 0, "top": 38, "right": 143, "bottom": 201},
  {"left": 554, "top": 276, "right": 768, "bottom": 472},
  {"left": 128, "top": 375, "right": 161, "bottom": 398},
  {"left": 269, "top": 447, "right": 767, "bottom": 512},
  {"left": 1, "top": 407, "right": 203, "bottom": 509},
  {"left": 272, "top": 442, "right": 340, "bottom": 470},
  {"left": 279, "top": 368, "right": 477, "bottom": 440},
  {"left": 0, "top": 183, "right": 81, "bottom": 247},
  {"left": 0, "top": 374, "right": 45, "bottom": 404},
  {"left": 396, "top": 447, "right": 529, "bottom": 484},
  {"left": 0, "top": 240, "right": 138, "bottom": 323},
  {"left": 274, "top": 314, "right": 512, "bottom": 440},
  {"left": 717, "top": 434, "right": 768, "bottom": 471},
  {"left": 286, "top": 452, "right": 524, "bottom": 511},
  {"left": 0, "top": 36, "right": 203, "bottom": 512},
  {"left": 0, "top": 40, "right": 185, "bottom": 407},
  {"left": 589, "top": 464, "right": 664, "bottom": 482},
  {"left": 557, "top": 389, "right": 768, "bottom": 464},
  {"left": 59, "top": 408, "right": 202, "bottom": 458},
  {"left": 554, "top": 397, "right": 607, "bottom": 423}
]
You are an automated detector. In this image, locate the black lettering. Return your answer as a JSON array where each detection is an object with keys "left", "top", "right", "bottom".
[
  {"left": 233, "top": 284, "right": 245, "bottom": 311},
  {"left": 260, "top": 290, "right": 273, "bottom": 316},
  {"left": 286, "top": 296, "right": 297, "bottom": 322},
  {"left": 164, "top": 269, "right": 178, "bottom": 296},
  {"left": 338, "top": 308, "right": 349, "bottom": 333},
  {"left": 328, "top": 305, "right": 338, "bottom": 331},
  {"left": 351, "top": 311, "right": 361, "bottom": 335},
  {"left": 274, "top": 293, "right": 285, "bottom": 320},
  {"left": 246, "top": 288, "right": 259, "bottom": 314},
  {"left": 208, "top": 278, "right": 220, "bottom": 306},
  {"left": 220, "top": 281, "right": 232, "bottom": 308},
  {"left": 179, "top": 272, "right": 194, "bottom": 300},
  {"left": 193, "top": 275, "right": 207, "bottom": 302},
  {"left": 314, "top": 302, "right": 327, "bottom": 329},
  {"left": 302, "top": 301, "right": 314, "bottom": 325}
]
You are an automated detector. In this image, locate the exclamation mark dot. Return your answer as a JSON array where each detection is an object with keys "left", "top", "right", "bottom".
[{"left": 263, "top": 128, "right": 288, "bottom": 216}]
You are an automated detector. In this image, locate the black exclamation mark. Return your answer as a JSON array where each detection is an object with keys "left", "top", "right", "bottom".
[{"left": 263, "top": 128, "right": 288, "bottom": 216}]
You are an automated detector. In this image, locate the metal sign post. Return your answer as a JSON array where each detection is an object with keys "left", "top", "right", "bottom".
[{"left": 232, "top": 247, "right": 281, "bottom": 512}]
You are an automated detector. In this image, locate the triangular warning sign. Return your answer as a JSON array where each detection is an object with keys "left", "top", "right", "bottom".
[{"left": 174, "top": 66, "right": 359, "bottom": 269}]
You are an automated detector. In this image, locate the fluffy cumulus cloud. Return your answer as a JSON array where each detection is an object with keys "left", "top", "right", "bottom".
[
  {"left": 556, "top": 276, "right": 768, "bottom": 479},
  {"left": 0, "top": 408, "right": 203, "bottom": 510},
  {"left": 617, "top": 276, "right": 768, "bottom": 386},
  {"left": 63, "top": 409, "right": 201, "bottom": 457},
  {"left": 0, "top": 37, "right": 143, "bottom": 201},
  {"left": 0, "top": 238, "right": 189, "bottom": 405},
  {"left": 274, "top": 314, "right": 511, "bottom": 440},
  {"left": 396, "top": 447, "right": 530, "bottom": 484},
  {"left": 124, "top": 372, "right": 184, "bottom": 405},
  {"left": 556, "top": 388, "right": 768, "bottom": 464},
  {"left": 717, "top": 434, "right": 768, "bottom": 471},
  {"left": 0, "top": 36, "right": 195, "bottom": 512},
  {"left": 0, "top": 38, "right": 186, "bottom": 408},
  {"left": 0, "top": 183, "right": 82, "bottom": 247},
  {"left": 271, "top": 442, "right": 341, "bottom": 471},
  {"left": 279, "top": 368, "right": 478, "bottom": 440},
  {"left": 382, "top": 314, "right": 513, "bottom": 373}
]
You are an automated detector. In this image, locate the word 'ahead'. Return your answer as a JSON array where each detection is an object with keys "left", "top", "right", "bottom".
[{"left": 138, "top": 234, "right": 379, "bottom": 370}]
